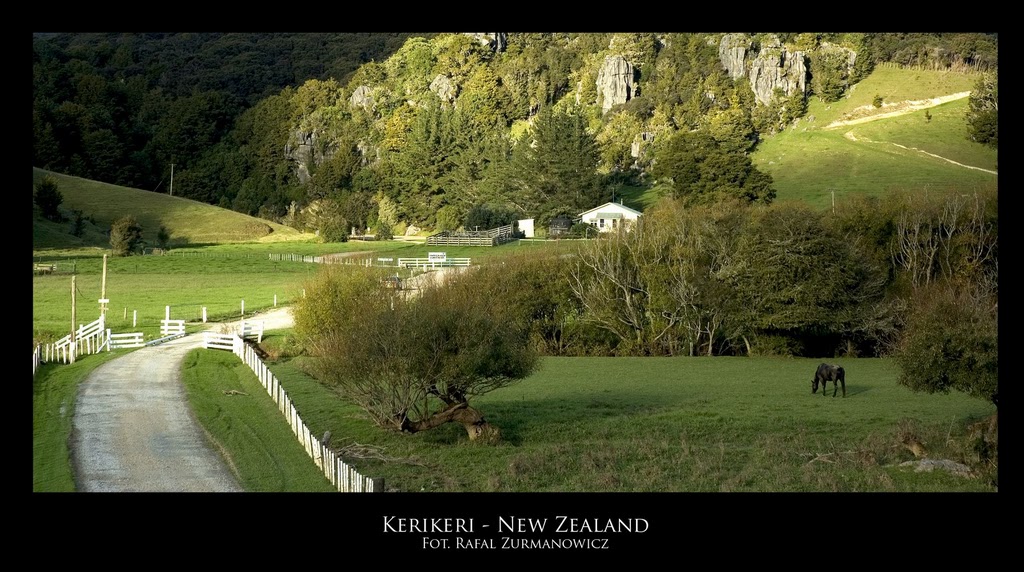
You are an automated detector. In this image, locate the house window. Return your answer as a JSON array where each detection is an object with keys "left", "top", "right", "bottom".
[
  {"left": 599, "top": 218, "right": 605, "bottom": 228},
  {"left": 612, "top": 218, "right": 617, "bottom": 229}
]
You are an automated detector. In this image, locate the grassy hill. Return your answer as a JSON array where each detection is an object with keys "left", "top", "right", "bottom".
[
  {"left": 32, "top": 168, "right": 315, "bottom": 250},
  {"left": 751, "top": 65, "right": 998, "bottom": 209}
]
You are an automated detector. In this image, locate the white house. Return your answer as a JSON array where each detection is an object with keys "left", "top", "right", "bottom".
[{"left": 578, "top": 201, "right": 642, "bottom": 232}]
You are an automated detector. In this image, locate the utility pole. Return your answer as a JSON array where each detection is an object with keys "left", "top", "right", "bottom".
[
  {"left": 170, "top": 163, "right": 175, "bottom": 197},
  {"left": 831, "top": 189, "right": 835, "bottom": 215},
  {"left": 71, "top": 275, "right": 77, "bottom": 364},
  {"left": 99, "top": 254, "right": 108, "bottom": 316}
]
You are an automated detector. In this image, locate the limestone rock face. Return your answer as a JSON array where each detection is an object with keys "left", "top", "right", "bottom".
[
  {"left": 462, "top": 33, "right": 507, "bottom": 52},
  {"left": 349, "top": 85, "right": 374, "bottom": 112},
  {"left": 430, "top": 74, "right": 457, "bottom": 105},
  {"left": 718, "top": 34, "right": 808, "bottom": 106},
  {"left": 719, "top": 33, "right": 750, "bottom": 80},
  {"left": 747, "top": 36, "right": 807, "bottom": 106},
  {"left": 597, "top": 55, "right": 634, "bottom": 114},
  {"left": 284, "top": 131, "right": 317, "bottom": 184}
]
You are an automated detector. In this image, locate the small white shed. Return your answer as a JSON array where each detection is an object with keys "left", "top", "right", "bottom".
[
  {"left": 578, "top": 202, "right": 642, "bottom": 232},
  {"left": 517, "top": 218, "right": 535, "bottom": 238}
]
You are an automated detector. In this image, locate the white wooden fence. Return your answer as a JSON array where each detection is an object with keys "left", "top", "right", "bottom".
[
  {"left": 160, "top": 319, "right": 186, "bottom": 337},
  {"left": 35, "top": 315, "right": 109, "bottom": 368},
  {"left": 205, "top": 333, "right": 381, "bottom": 493},
  {"left": 397, "top": 257, "right": 471, "bottom": 269},
  {"left": 238, "top": 320, "right": 264, "bottom": 343},
  {"left": 107, "top": 331, "right": 145, "bottom": 349}
]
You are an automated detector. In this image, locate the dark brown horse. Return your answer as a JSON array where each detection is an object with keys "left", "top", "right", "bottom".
[{"left": 812, "top": 363, "right": 846, "bottom": 398}]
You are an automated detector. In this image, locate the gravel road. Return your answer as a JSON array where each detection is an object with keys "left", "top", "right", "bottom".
[{"left": 70, "top": 307, "right": 294, "bottom": 492}]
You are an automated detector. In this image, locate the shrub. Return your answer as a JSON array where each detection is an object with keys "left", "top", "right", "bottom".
[
  {"left": 34, "top": 176, "right": 64, "bottom": 222},
  {"left": 294, "top": 265, "right": 538, "bottom": 442},
  {"left": 110, "top": 215, "right": 143, "bottom": 256},
  {"left": 895, "top": 284, "right": 998, "bottom": 405},
  {"left": 156, "top": 226, "right": 170, "bottom": 249}
]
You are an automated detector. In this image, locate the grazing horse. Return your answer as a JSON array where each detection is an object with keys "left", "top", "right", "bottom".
[{"left": 812, "top": 363, "right": 846, "bottom": 398}]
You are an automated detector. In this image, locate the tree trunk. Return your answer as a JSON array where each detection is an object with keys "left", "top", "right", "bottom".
[{"left": 402, "top": 402, "right": 501, "bottom": 443}]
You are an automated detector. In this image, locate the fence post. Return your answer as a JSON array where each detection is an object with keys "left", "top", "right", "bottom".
[
  {"left": 133, "top": 310, "right": 137, "bottom": 328},
  {"left": 202, "top": 307, "right": 207, "bottom": 323}
]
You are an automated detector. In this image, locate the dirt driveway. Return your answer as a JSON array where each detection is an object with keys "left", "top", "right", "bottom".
[{"left": 70, "top": 307, "right": 294, "bottom": 492}]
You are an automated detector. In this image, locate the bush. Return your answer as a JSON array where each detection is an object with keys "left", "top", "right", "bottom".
[
  {"left": 294, "top": 265, "right": 538, "bottom": 442},
  {"left": 110, "top": 215, "right": 143, "bottom": 256},
  {"left": 156, "top": 226, "right": 170, "bottom": 249},
  {"left": 895, "top": 284, "right": 998, "bottom": 405},
  {"left": 872, "top": 95, "right": 884, "bottom": 108},
  {"left": 34, "top": 176, "right": 64, "bottom": 222}
]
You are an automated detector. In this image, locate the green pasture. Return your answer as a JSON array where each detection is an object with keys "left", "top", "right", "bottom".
[
  {"left": 33, "top": 167, "right": 312, "bottom": 247},
  {"left": 32, "top": 250, "right": 319, "bottom": 343},
  {"left": 31, "top": 239, "right": 571, "bottom": 344},
  {"left": 749, "top": 67, "right": 996, "bottom": 210},
  {"left": 245, "top": 349, "right": 996, "bottom": 492}
]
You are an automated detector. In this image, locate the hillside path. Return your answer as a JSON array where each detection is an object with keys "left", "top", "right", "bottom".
[
  {"left": 70, "top": 307, "right": 294, "bottom": 492},
  {"left": 823, "top": 91, "right": 971, "bottom": 129},
  {"left": 824, "top": 91, "right": 995, "bottom": 175}
]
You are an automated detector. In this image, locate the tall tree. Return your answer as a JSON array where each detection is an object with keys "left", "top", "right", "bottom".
[
  {"left": 966, "top": 72, "right": 997, "bottom": 148},
  {"left": 507, "top": 105, "right": 605, "bottom": 222}
]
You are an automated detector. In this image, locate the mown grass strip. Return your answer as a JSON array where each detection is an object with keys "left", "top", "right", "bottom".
[
  {"left": 33, "top": 351, "right": 121, "bottom": 492},
  {"left": 180, "top": 348, "right": 336, "bottom": 492}
]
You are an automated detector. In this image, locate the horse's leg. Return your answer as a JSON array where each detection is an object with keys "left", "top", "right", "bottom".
[
  {"left": 832, "top": 379, "right": 838, "bottom": 397},
  {"left": 840, "top": 377, "right": 846, "bottom": 398}
]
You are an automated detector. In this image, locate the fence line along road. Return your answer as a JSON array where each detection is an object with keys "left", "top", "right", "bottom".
[{"left": 204, "top": 330, "right": 382, "bottom": 493}]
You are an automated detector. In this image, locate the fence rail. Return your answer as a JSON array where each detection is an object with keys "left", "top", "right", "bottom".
[
  {"left": 107, "top": 331, "right": 145, "bottom": 349},
  {"left": 36, "top": 315, "right": 108, "bottom": 368},
  {"left": 397, "top": 257, "right": 471, "bottom": 269},
  {"left": 205, "top": 334, "right": 381, "bottom": 492},
  {"left": 425, "top": 223, "right": 515, "bottom": 246},
  {"left": 238, "top": 320, "right": 264, "bottom": 343},
  {"left": 160, "top": 319, "right": 186, "bottom": 337}
]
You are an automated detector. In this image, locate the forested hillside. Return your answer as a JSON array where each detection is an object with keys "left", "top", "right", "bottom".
[{"left": 33, "top": 32, "right": 997, "bottom": 237}]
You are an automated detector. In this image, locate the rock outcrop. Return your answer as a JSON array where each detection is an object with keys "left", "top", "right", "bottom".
[
  {"left": 748, "top": 36, "right": 807, "bottom": 106},
  {"left": 462, "top": 33, "right": 507, "bottom": 52},
  {"left": 430, "top": 74, "right": 457, "bottom": 105},
  {"left": 349, "top": 85, "right": 374, "bottom": 113},
  {"left": 284, "top": 131, "right": 318, "bottom": 184},
  {"left": 596, "top": 55, "right": 634, "bottom": 114},
  {"left": 718, "top": 34, "right": 808, "bottom": 106},
  {"left": 718, "top": 33, "right": 750, "bottom": 80}
]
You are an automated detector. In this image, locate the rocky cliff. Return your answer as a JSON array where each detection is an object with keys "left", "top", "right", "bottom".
[
  {"left": 596, "top": 55, "right": 634, "bottom": 114},
  {"left": 719, "top": 34, "right": 808, "bottom": 106}
]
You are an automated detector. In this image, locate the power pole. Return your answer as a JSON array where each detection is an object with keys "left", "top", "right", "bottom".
[
  {"left": 71, "top": 275, "right": 77, "bottom": 364},
  {"left": 99, "top": 254, "right": 108, "bottom": 316},
  {"left": 831, "top": 189, "right": 835, "bottom": 215},
  {"left": 170, "top": 163, "right": 174, "bottom": 197}
]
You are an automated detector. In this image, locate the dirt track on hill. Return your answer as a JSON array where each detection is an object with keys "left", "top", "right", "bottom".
[
  {"left": 70, "top": 307, "right": 294, "bottom": 492},
  {"left": 823, "top": 91, "right": 996, "bottom": 175}
]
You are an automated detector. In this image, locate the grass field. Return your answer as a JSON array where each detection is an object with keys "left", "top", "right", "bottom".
[
  {"left": 32, "top": 167, "right": 312, "bottom": 248},
  {"left": 238, "top": 345, "right": 997, "bottom": 493},
  {"left": 750, "top": 67, "right": 997, "bottom": 209},
  {"left": 31, "top": 238, "right": 573, "bottom": 345}
]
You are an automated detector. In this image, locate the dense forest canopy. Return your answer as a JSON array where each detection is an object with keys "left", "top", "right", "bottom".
[{"left": 33, "top": 32, "right": 997, "bottom": 232}]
